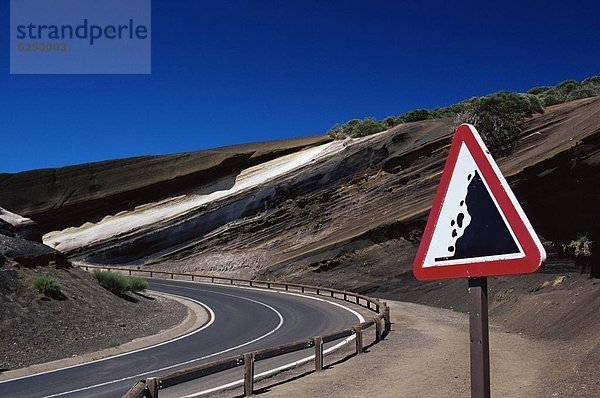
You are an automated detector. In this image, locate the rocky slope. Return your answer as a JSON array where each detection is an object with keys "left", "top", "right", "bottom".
[
  {"left": 0, "top": 209, "right": 187, "bottom": 370},
  {"left": 0, "top": 135, "right": 329, "bottom": 234},
  {"left": 1, "top": 98, "right": 598, "bottom": 343}
]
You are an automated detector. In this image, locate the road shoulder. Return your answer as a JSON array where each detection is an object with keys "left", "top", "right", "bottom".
[
  {"left": 0, "top": 290, "right": 209, "bottom": 381},
  {"left": 238, "top": 299, "right": 595, "bottom": 398}
]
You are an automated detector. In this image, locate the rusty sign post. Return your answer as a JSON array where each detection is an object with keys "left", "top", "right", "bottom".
[
  {"left": 468, "top": 277, "right": 490, "bottom": 398},
  {"left": 413, "top": 124, "right": 546, "bottom": 397}
]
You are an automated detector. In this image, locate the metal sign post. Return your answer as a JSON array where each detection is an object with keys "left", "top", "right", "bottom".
[
  {"left": 468, "top": 277, "right": 490, "bottom": 398},
  {"left": 413, "top": 124, "right": 546, "bottom": 397}
]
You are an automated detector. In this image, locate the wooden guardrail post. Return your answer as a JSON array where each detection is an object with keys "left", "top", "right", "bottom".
[
  {"left": 314, "top": 336, "right": 324, "bottom": 371},
  {"left": 146, "top": 377, "right": 159, "bottom": 398},
  {"left": 384, "top": 305, "right": 391, "bottom": 335},
  {"left": 244, "top": 353, "right": 254, "bottom": 396},
  {"left": 354, "top": 326, "right": 363, "bottom": 355},
  {"left": 375, "top": 317, "right": 382, "bottom": 342}
]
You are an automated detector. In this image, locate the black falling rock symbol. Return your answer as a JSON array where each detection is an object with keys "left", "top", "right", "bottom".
[
  {"left": 456, "top": 213, "right": 465, "bottom": 228},
  {"left": 435, "top": 170, "right": 520, "bottom": 262}
]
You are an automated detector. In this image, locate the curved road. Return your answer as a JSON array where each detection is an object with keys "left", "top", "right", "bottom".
[{"left": 0, "top": 279, "right": 362, "bottom": 398}]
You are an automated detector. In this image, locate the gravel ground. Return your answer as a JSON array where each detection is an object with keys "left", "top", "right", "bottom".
[{"left": 212, "top": 300, "right": 598, "bottom": 398}]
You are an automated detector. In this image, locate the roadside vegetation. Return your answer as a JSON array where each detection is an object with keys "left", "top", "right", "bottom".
[
  {"left": 327, "top": 74, "right": 600, "bottom": 155},
  {"left": 528, "top": 76, "right": 600, "bottom": 106},
  {"left": 562, "top": 234, "right": 592, "bottom": 274},
  {"left": 93, "top": 270, "right": 148, "bottom": 295},
  {"left": 34, "top": 276, "right": 62, "bottom": 296}
]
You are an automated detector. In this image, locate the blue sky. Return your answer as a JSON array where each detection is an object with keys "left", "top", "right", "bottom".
[{"left": 1, "top": 0, "right": 599, "bottom": 173}]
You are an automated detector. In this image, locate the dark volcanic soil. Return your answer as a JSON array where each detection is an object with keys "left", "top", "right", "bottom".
[{"left": 0, "top": 261, "right": 187, "bottom": 370}]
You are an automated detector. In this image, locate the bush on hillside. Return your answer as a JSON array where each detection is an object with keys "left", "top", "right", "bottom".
[
  {"left": 327, "top": 117, "right": 386, "bottom": 139},
  {"left": 382, "top": 116, "right": 399, "bottom": 129},
  {"left": 562, "top": 234, "right": 592, "bottom": 259},
  {"left": 127, "top": 276, "right": 149, "bottom": 292},
  {"left": 93, "top": 270, "right": 147, "bottom": 295},
  {"left": 326, "top": 74, "right": 599, "bottom": 145},
  {"left": 459, "top": 92, "right": 544, "bottom": 156},
  {"left": 34, "top": 276, "right": 62, "bottom": 296},
  {"left": 562, "top": 234, "right": 593, "bottom": 274},
  {"left": 397, "top": 109, "right": 433, "bottom": 123},
  {"left": 528, "top": 77, "right": 600, "bottom": 106},
  {"left": 526, "top": 86, "right": 551, "bottom": 96}
]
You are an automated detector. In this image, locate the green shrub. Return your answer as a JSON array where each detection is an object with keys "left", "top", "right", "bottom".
[
  {"left": 527, "top": 86, "right": 551, "bottom": 95},
  {"left": 94, "top": 270, "right": 128, "bottom": 294},
  {"left": 34, "top": 276, "right": 62, "bottom": 296},
  {"left": 93, "top": 270, "right": 147, "bottom": 294},
  {"left": 127, "top": 276, "right": 148, "bottom": 292},
  {"left": 459, "top": 92, "right": 545, "bottom": 156},
  {"left": 398, "top": 109, "right": 434, "bottom": 123},
  {"left": 287, "top": 198, "right": 324, "bottom": 218},
  {"left": 536, "top": 77, "right": 600, "bottom": 106},
  {"left": 382, "top": 116, "right": 399, "bottom": 129},
  {"left": 109, "top": 339, "right": 121, "bottom": 348},
  {"left": 325, "top": 74, "right": 600, "bottom": 146},
  {"left": 562, "top": 234, "right": 592, "bottom": 259},
  {"left": 327, "top": 117, "right": 387, "bottom": 139}
]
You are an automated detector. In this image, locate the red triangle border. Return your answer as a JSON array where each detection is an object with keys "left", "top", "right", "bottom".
[{"left": 413, "top": 124, "right": 546, "bottom": 280}]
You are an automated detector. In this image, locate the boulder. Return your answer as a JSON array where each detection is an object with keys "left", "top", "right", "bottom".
[{"left": 0, "top": 234, "right": 69, "bottom": 268}]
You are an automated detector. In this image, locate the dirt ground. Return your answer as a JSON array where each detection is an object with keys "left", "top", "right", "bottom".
[
  {"left": 0, "top": 289, "right": 208, "bottom": 381},
  {"left": 224, "top": 300, "right": 598, "bottom": 398},
  {"left": 0, "top": 263, "right": 189, "bottom": 371}
]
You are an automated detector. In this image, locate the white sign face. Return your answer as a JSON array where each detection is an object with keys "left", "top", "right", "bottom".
[{"left": 423, "top": 143, "right": 524, "bottom": 267}]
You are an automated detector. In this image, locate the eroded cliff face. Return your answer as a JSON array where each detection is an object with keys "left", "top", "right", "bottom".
[
  {"left": 0, "top": 135, "right": 330, "bottom": 234},
  {"left": 1, "top": 98, "right": 599, "bottom": 286},
  {"left": 143, "top": 97, "right": 600, "bottom": 282}
]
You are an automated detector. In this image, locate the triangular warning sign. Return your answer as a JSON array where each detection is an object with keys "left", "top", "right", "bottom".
[{"left": 413, "top": 124, "right": 546, "bottom": 280}]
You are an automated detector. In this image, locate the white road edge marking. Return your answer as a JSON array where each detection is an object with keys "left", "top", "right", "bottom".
[
  {"left": 157, "top": 277, "right": 366, "bottom": 323},
  {"left": 4, "top": 279, "right": 366, "bottom": 398},
  {"left": 156, "top": 279, "right": 367, "bottom": 398},
  {"left": 0, "top": 292, "right": 216, "bottom": 385},
  {"left": 36, "top": 290, "right": 285, "bottom": 398}
]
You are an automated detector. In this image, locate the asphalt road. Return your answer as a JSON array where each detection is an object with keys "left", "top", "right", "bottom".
[{"left": 0, "top": 279, "right": 362, "bottom": 398}]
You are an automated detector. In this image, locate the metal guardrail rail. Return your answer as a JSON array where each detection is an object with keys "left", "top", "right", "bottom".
[{"left": 78, "top": 265, "right": 391, "bottom": 398}]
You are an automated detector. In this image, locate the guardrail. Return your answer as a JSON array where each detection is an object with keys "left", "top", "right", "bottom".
[{"left": 78, "top": 264, "right": 391, "bottom": 398}]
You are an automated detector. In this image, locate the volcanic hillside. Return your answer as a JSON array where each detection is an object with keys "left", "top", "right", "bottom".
[
  {"left": 0, "top": 208, "right": 187, "bottom": 371},
  {"left": 1, "top": 97, "right": 599, "bottom": 342}
]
